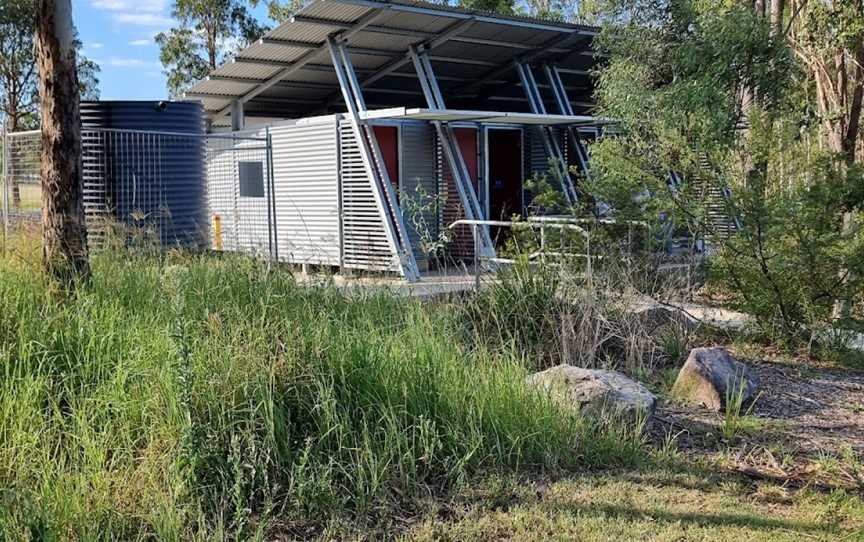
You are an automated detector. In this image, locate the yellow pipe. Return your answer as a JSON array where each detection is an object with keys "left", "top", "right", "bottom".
[{"left": 213, "top": 214, "right": 223, "bottom": 251}]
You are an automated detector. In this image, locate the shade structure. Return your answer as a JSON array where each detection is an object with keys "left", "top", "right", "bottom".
[
  {"left": 186, "top": 0, "right": 599, "bottom": 125},
  {"left": 359, "top": 107, "right": 606, "bottom": 125}
]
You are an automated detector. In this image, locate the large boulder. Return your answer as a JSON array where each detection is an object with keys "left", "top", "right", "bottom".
[
  {"left": 672, "top": 347, "right": 759, "bottom": 411},
  {"left": 526, "top": 365, "right": 657, "bottom": 424}
]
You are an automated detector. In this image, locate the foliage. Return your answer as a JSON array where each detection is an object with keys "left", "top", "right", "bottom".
[
  {"left": 458, "top": 254, "right": 697, "bottom": 374},
  {"left": 400, "top": 184, "right": 452, "bottom": 265},
  {"left": 587, "top": 0, "right": 863, "bottom": 343},
  {"left": 156, "top": 0, "right": 266, "bottom": 97},
  {"left": 711, "top": 138, "right": 864, "bottom": 341},
  {"left": 0, "top": 0, "right": 99, "bottom": 131},
  {"left": 0, "top": 248, "right": 643, "bottom": 539},
  {"left": 587, "top": 0, "right": 794, "bottom": 235},
  {"left": 791, "top": 0, "right": 864, "bottom": 160}
]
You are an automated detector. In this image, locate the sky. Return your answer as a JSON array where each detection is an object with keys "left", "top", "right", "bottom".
[{"left": 72, "top": 0, "right": 270, "bottom": 101}]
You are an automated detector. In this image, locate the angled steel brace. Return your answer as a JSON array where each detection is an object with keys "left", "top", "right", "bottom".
[
  {"left": 515, "top": 62, "right": 578, "bottom": 204},
  {"left": 409, "top": 46, "right": 496, "bottom": 261},
  {"left": 328, "top": 37, "right": 420, "bottom": 281},
  {"left": 543, "top": 63, "right": 590, "bottom": 179}
]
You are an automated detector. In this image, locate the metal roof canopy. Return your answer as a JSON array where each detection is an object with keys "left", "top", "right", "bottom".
[
  {"left": 187, "top": 0, "right": 599, "bottom": 123},
  {"left": 360, "top": 107, "right": 601, "bottom": 125}
]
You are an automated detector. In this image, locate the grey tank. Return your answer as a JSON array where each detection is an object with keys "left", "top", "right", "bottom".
[{"left": 80, "top": 100, "right": 206, "bottom": 247}]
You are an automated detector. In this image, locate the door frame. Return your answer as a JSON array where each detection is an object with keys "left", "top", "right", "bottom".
[{"left": 483, "top": 125, "right": 525, "bottom": 220}]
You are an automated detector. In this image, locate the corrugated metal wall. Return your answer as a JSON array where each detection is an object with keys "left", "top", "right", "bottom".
[
  {"left": 271, "top": 119, "right": 342, "bottom": 266},
  {"left": 338, "top": 121, "right": 400, "bottom": 272},
  {"left": 398, "top": 121, "right": 438, "bottom": 262}
]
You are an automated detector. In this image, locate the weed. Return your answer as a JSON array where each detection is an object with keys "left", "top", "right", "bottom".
[{"left": 722, "top": 373, "right": 760, "bottom": 440}]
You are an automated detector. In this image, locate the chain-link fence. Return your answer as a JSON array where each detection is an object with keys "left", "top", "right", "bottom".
[{"left": 1, "top": 127, "right": 275, "bottom": 259}]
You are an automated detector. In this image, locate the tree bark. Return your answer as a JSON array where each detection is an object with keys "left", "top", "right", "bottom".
[
  {"left": 770, "top": 0, "right": 784, "bottom": 35},
  {"left": 35, "top": 0, "right": 89, "bottom": 285}
]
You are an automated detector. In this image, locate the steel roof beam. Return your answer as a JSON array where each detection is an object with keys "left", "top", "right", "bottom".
[
  {"left": 290, "top": 14, "right": 578, "bottom": 52},
  {"left": 206, "top": 75, "right": 337, "bottom": 90},
  {"left": 186, "top": 91, "right": 321, "bottom": 104},
  {"left": 426, "top": 55, "right": 497, "bottom": 67},
  {"left": 260, "top": 37, "right": 403, "bottom": 57},
  {"left": 317, "top": 17, "right": 475, "bottom": 112},
  {"left": 331, "top": 0, "right": 598, "bottom": 35},
  {"left": 450, "top": 32, "right": 592, "bottom": 98},
  {"left": 359, "top": 18, "right": 475, "bottom": 89},
  {"left": 207, "top": 7, "right": 385, "bottom": 118}
]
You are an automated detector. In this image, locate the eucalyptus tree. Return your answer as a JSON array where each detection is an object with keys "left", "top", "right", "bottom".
[
  {"left": 156, "top": 0, "right": 267, "bottom": 97},
  {"left": 2, "top": 0, "right": 98, "bottom": 211},
  {"left": 35, "top": 0, "right": 90, "bottom": 285}
]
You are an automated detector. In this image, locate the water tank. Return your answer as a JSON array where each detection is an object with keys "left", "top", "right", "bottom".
[{"left": 80, "top": 100, "right": 206, "bottom": 247}]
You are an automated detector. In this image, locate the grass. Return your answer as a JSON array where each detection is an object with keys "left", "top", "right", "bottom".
[
  {"left": 400, "top": 467, "right": 864, "bottom": 541},
  {"left": 722, "top": 373, "right": 760, "bottom": 440},
  {"left": 0, "top": 247, "right": 645, "bottom": 540}
]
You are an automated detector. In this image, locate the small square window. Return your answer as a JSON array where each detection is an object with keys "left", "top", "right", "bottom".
[{"left": 239, "top": 161, "right": 265, "bottom": 198}]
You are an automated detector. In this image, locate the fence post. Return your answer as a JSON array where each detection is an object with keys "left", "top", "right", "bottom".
[
  {"left": 1, "top": 127, "right": 8, "bottom": 255},
  {"left": 265, "top": 126, "right": 278, "bottom": 265}
]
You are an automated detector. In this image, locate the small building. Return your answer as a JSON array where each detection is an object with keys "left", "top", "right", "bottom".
[{"left": 187, "top": 0, "right": 603, "bottom": 281}]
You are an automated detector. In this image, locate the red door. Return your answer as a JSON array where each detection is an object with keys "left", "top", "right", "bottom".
[
  {"left": 443, "top": 127, "right": 479, "bottom": 257},
  {"left": 372, "top": 125, "right": 399, "bottom": 189},
  {"left": 453, "top": 127, "right": 478, "bottom": 188}
]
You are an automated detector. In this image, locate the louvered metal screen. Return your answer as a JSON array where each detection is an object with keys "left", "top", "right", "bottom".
[{"left": 338, "top": 121, "right": 400, "bottom": 272}]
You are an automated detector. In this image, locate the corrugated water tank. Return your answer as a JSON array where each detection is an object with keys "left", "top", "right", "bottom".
[{"left": 80, "top": 100, "right": 207, "bottom": 247}]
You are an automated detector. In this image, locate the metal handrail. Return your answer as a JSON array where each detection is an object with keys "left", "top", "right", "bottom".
[{"left": 447, "top": 218, "right": 604, "bottom": 289}]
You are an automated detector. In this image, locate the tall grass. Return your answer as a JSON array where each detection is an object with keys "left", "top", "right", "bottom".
[{"left": 0, "top": 248, "right": 643, "bottom": 540}]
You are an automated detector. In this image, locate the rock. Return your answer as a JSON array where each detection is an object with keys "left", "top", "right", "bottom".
[
  {"left": 526, "top": 364, "right": 656, "bottom": 424},
  {"left": 672, "top": 347, "right": 758, "bottom": 412},
  {"left": 632, "top": 305, "right": 699, "bottom": 334}
]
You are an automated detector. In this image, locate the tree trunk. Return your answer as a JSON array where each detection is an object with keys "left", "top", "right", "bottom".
[
  {"left": 770, "top": 0, "right": 784, "bottom": 35},
  {"left": 35, "top": 0, "right": 89, "bottom": 285}
]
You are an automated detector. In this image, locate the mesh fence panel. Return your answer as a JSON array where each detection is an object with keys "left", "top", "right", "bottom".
[
  {"left": 2, "top": 130, "right": 42, "bottom": 226},
  {"left": 1, "top": 127, "right": 275, "bottom": 259}
]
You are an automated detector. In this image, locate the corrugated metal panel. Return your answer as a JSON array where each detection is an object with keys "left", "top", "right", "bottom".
[
  {"left": 399, "top": 121, "right": 437, "bottom": 260},
  {"left": 206, "top": 127, "right": 273, "bottom": 256},
  {"left": 192, "top": 80, "right": 258, "bottom": 96},
  {"left": 188, "top": 0, "right": 600, "bottom": 118},
  {"left": 296, "top": 1, "right": 373, "bottom": 23},
  {"left": 526, "top": 126, "right": 548, "bottom": 177},
  {"left": 80, "top": 101, "right": 207, "bottom": 248},
  {"left": 269, "top": 23, "right": 335, "bottom": 43},
  {"left": 339, "top": 121, "right": 400, "bottom": 272},
  {"left": 240, "top": 42, "right": 310, "bottom": 63},
  {"left": 271, "top": 120, "right": 342, "bottom": 265},
  {"left": 210, "top": 62, "right": 282, "bottom": 81}
]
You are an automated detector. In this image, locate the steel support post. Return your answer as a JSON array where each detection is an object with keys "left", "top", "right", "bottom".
[
  {"left": 409, "top": 46, "right": 496, "bottom": 261},
  {"left": 543, "top": 63, "right": 590, "bottom": 178},
  {"left": 515, "top": 62, "right": 577, "bottom": 204},
  {"left": 328, "top": 37, "right": 420, "bottom": 281}
]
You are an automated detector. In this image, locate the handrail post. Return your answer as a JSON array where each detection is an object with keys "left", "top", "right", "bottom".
[
  {"left": 586, "top": 229, "right": 592, "bottom": 286},
  {"left": 540, "top": 224, "right": 546, "bottom": 264},
  {"left": 473, "top": 222, "right": 480, "bottom": 291}
]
